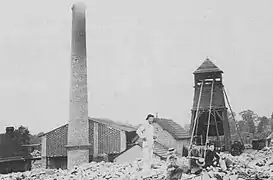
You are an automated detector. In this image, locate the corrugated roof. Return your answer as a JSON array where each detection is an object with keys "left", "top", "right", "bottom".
[
  {"left": 91, "top": 118, "right": 136, "bottom": 132},
  {"left": 193, "top": 58, "right": 223, "bottom": 74},
  {"left": 40, "top": 117, "right": 136, "bottom": 137},
  {"left": 154, "top": 118, "right": 190, "bottom": 140}
]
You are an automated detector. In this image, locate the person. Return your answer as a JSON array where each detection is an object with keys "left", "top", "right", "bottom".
[
  {"left": 231, "top": 141, "right": 244, "bottom": 156},
  {"left": 136, "top": 114, "right": 158, "bottom": 171},
  {"left": 166, "top": 148, "right": 177, "bottom": 163},
  {"left": 167, "top": 148, "right": 190, "bottom": 173},
  {"left": 189, "top": 148, "right": 204, "bottom": 175},
  {"left": 166, "top": 155, "right": 183, "bottom": 180},
  {"left": 204, "top": 142, "right": 220, "bottom": 168}
]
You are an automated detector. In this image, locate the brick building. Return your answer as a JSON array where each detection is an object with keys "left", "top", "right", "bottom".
[{"left": 39, "top": 118, "right": 137, "bottom": 169}]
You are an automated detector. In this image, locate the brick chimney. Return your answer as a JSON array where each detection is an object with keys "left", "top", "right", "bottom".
[{"left": 65, "top": 2, "right": 91, "bottom": 169}]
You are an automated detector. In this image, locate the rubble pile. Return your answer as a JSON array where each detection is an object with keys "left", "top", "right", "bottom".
[
  {"left": 214, "top": 146, "right": 273, "bottom": 180},
  {"left": 1, "top": 147, "right": 273, "bottom": 180},
  {"left": 30, "top": 150, "right": 41, "bottom": 158},
  {"left": 31, "top": 160, "right": 43, "bottom": 170},
  {"left": 0, "top": 159, "right": 167, "bottom": 180},
  {"left": 31, "top": 150, "right": 43, "bottom": 169}
]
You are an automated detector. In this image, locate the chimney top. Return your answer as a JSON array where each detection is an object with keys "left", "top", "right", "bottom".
[{"left": 72, "top": 2, "right": 86, "bottom": 11}]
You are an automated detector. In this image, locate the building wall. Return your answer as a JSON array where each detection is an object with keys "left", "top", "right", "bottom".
[
  {"left": 153, "top": 123, "right": 176, "bottom": 148},
  {"left": 45, "top": 120, "right": 127, "bottom": 161},
  {"left": 192, "top": 84, "right": 226, "bottom": 110},
  {"left": 41, "top": 136, "right": 47, "bottom": 157},
  {"left": 46, "top": 125, "right": 68, "bottom": 157},
  {"left": 48, "top": 157, "right": 67, "bottom": 169},
  {"left": 153, "top": 123, "right": 190, "bottom": 155},
  {"left": 97, "top": 123, "right": 122, "bottom": 154},
  {"left": 120, "top": 131, "right": 127, "bottom": 152},
  {"left": 41, "top": 136, "right": 47, "bottom": 168},
  {"left": 176, "top": 139, "right": 190, "bottom": 154},
  {"left": 89, "top": 121, "right": 94, "bottom": 156}
]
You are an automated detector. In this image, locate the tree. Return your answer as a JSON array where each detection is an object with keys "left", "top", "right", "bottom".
[
  {"left": 237, "top": 120, "right": 248, "bottom": 132},
  {"left": 5, "top": 126, "right": 31, "bottom": 156},
  {"left": 239, "top": 110, "right": 258, "bottom": 134},
  {"left": 12, "top": 126, "right": 30, "bottom": 145},
  {"left": 227, "top": 111, "right": 237, "bottom": 135},
  {"left": 29, "top": 133, "right": 43, "bottom": 144},
  {"left": 257, "top": 116, "right": 270, "bottom": 133}
]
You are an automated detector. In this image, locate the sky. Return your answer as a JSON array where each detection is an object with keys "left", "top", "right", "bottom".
[{"left": 0, "top": 0, "right": 273, "bottom": 134}]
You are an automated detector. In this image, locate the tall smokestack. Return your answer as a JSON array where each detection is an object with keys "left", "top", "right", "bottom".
[{"left": 65, "top": 2, "right": 91, "bottom": 169}]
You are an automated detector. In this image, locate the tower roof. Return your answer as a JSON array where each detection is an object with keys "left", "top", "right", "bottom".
[{"left": 193, "top": 58, "right": 223, "bottom": 74}]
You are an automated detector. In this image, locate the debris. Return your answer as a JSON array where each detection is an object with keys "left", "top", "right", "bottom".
[{"left": 1, "top": 146, "right": 273, "bottom": 180}]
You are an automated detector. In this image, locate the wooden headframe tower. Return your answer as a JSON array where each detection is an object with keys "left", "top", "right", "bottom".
[{"left": 190, "top": 58, "right": 231, "bottom": 151}]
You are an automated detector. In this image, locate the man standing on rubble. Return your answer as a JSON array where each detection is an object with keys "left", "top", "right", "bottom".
[{"left": 136, "top": 114, "right": 157, "bottom": 171}]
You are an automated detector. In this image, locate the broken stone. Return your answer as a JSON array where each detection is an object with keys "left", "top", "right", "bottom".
[{"left": 1, "top": 146, "right": 273, "bottom": 180}]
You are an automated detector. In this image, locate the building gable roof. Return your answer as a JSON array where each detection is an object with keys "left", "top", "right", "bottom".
[
  {"left": 193, "top": 58, "right": 223, "bottom": 74},
  {"left": 39, "top": 117, "right": 136, "bottom": 137},
  {"left": 154, "top": 118, "right": 190, "bottom": 140}
]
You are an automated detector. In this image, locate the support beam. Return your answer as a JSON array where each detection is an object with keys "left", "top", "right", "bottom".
[
  {"left": 213, "top": 110, "right": 220, "bottom": 146},
  {"left": 222, "top": 111, "right": 231, "bottom": 151},
  {"left": 190, "top": 110, "right": 203, "bottom": 136},
  {"left": 215, "top": 110, "right": 224, "bottom": 121}
]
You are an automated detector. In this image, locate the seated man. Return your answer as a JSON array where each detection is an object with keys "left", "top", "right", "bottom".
[
  {"left": 189, "top": 148, "right": 204, "bottom": 175},
  {"left": 167, "top": 148, "right": 190, "bottom": 173},
  {"left": 204, "top": 142, "right": 220, "bottom": 168},
  {"left": 166, "top": 155, "right": 183, "bottom": 180}
]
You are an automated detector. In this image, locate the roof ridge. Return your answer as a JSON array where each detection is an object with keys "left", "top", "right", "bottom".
[
  {"left": 90, "top": 117, "right": 136, "bottom": 128},
  {"left": 41, "top": 117, "right": 136, "bottom": 137},
  {"left": 154, "top": 118, "right": 190, "bottom": 139}
]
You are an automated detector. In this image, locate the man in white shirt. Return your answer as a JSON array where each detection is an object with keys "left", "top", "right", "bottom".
[{"left": 136, "top": 114, "right": 157, "bottom": 171}]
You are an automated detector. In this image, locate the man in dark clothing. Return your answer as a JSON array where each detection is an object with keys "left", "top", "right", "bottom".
[
  {"left": 231, "top": 141, "right": 244, "bottom": 156},
  {"left": 166, "top": 155, "right": 183, "bottom": 180},
  {"left": 204, "top": 143, "right": 220, "bottom": 168}
]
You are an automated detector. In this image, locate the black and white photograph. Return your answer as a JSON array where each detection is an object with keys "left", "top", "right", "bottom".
[{"left": 0, "top": 0, "right": 272, "bottom": 179}]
